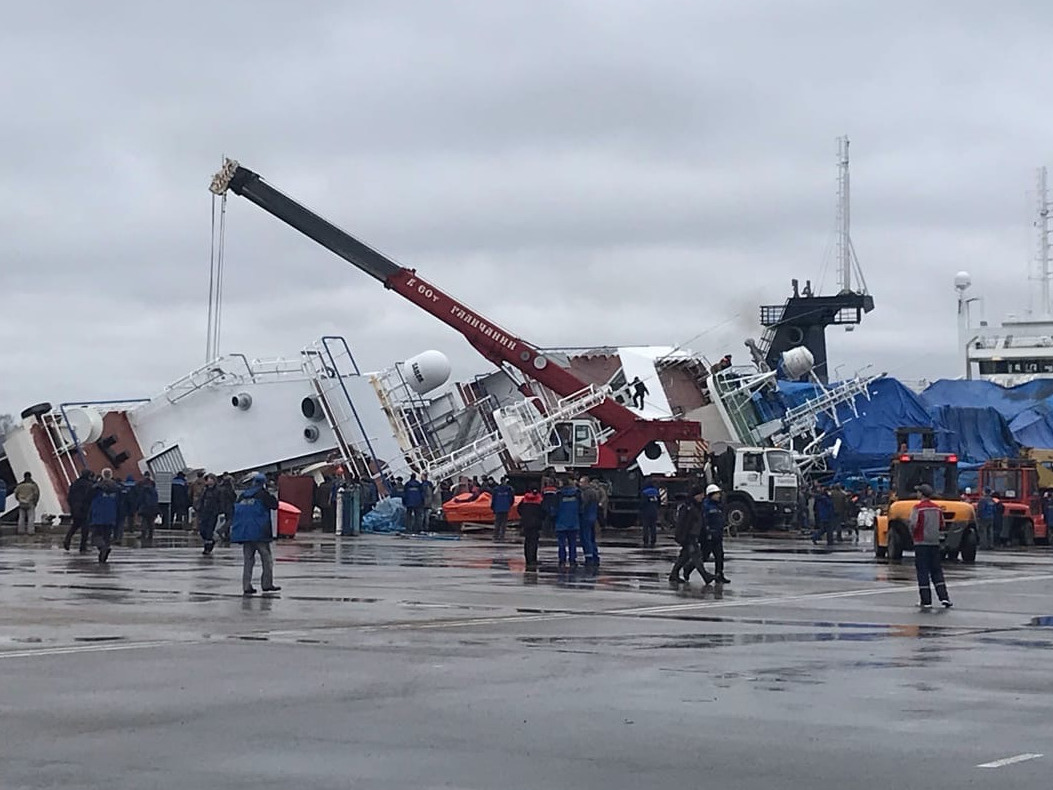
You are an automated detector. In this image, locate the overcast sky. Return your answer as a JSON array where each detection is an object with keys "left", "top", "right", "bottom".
[{"left": 1, "top": 0, "right": 1049, "bottom": 415}]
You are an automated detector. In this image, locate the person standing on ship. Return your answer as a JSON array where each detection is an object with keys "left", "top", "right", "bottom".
[{"left": 630, "top": 376, "right": 649, "bottom": 409}]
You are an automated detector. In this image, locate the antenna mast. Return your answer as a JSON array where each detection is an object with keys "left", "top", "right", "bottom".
[
  {"left": 1036, "top": 166, "right": 1051, "bottom": 317},
  {"left": 836, "top": 136, "right": 852, "bottom": 294}
]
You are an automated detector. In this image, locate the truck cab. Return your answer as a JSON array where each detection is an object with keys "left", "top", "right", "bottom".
[{"left": 714, "top": 447, "right": 798, "bottom": 531}]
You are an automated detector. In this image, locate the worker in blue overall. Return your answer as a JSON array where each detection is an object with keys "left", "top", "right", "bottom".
[
  {"left": 490, "top": 477, "right": 515, "bottom": 541},
  {"left": 639, "top": 478, "right": 661, "bottom": 548},
  {"left": 702, "top": 484, "right": 731, "bottom": 584},
  {"left": 555, "top": 478, "right": 582, "bottom": 567},
  {"left": 89, "top": 469, "right": 122, "bottom": 564},
  {"left": 579, "top": 476, "right": 601, "bottom": 564},
  {"left": 401, "top": 473, "right": 425, "bottom": 533}
]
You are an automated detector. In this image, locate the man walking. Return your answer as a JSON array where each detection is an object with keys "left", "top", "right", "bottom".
[
  {"left": 231, "top": 473, "right": 280, "bottom": 596},
  {"left": 63, "top": 469, "right": 95, "bottom": 552},
  {"left": 195, "top": 473, "right": 222, "bottom": 555},
  {"left": 14, "top": 472, "right": 40, "bottom": 535},
  {"left": 490, "top": 476, "right": 514, "bottom": 542},
  {"left": 702, "top": 484, "right": 731, "bottom": 584},
  {"left": 519, "top": 487, "right": 543, "bottom": 571},
  {"left": 554, "top": 478, "right": 582, "bottom": 568},
  {"left": 669, "top": 487, "right": 715, "bottom": 585},
  {"left": 911, "top": 484, "right": 952, "bottom": 609},
  {"left": 89, "top": 469, "right": 121, "bottom": 563}
]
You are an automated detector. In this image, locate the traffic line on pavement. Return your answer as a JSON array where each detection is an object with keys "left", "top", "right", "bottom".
[
  {"left": 616, "top": 572, "right": 1053, "bottom": 617},
  {"left": 0, "top": 640, "right": 174, "bottom": 660},
  {"left": 370, "top": 571, "right": 1053, "bottom": 631},
  {"left": 977, "top": 753, "right": 1043, "bottom": 768}
]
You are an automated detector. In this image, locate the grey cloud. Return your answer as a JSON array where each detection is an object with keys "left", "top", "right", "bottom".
[{"left": 1, "top": 0, "right": 1051, "bottom": 415}]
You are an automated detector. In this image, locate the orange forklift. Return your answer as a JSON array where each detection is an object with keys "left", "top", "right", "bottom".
[
  {"left": 974, "top": 458, "right": 1048, "bottom": 545},
  {"left": 874, "top": 428, "right": 978, "bottom": 562}
]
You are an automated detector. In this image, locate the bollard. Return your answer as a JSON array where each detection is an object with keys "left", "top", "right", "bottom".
[
  {"left": 350, "top": 484, "right": 361, "bottom": 536},
  {"left": 335, "top": 486, "right": 345, "bottom": 536}
]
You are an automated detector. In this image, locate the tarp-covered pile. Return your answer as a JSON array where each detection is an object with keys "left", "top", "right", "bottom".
[
  {"left": 772, "top": 377, "right": 1020, "bottom": 476},
  {"left": 920, "top": 379, "right": 1053, "bottom": 450}
]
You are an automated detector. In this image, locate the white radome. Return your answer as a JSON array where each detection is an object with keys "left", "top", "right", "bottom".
[
  {"left": 954, "top": 271, "right": 972, "bottom": 291},
  {"left": 780, "top": 346, "right": 815, "bottom": 381},
  {"left": 404, "top": 350, "right": 452, "bottom": 395}
]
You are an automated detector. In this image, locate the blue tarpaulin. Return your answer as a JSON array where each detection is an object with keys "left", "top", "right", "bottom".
[
  {"left": 920, "top": 380, "right": 1053, "bottom": 450},
  {"left": 772, "top": 377, "right": 1020, "bottom": 476}
]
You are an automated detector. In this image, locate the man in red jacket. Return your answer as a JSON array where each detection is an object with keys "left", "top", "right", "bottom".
[{"left": 910, "top": 484, "right": 953, "bottom": 609}]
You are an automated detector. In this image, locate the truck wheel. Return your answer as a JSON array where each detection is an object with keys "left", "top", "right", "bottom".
[
  {"left": 960, "top": 530, "right": 978, "bottom": 563},
  {"left": 726, "top": 502, "right": 751, "bottom": 536},
  {"left": 1024, "top": 519, "right": 1035, "bottom": 547},
  {"left": 888, "top": 527, "right": 904, "bottom": 561}
]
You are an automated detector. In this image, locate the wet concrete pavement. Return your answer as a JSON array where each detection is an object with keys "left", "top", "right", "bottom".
[{"left": 0, "top": 530, "right": 1051, "bottom": 788}]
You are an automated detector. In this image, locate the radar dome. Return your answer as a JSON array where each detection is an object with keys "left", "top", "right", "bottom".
[
  {"left": 954, "top": 271, "right": 972, "bottom": 291},
  {"left": 780, "top": 346, "right": 815, "bottom": 381},
  {"left": 404, "top": 350, "right": 451, "bottom": 395}
]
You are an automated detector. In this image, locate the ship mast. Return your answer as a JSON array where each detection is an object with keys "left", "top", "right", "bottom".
[
  {"left": 835, "top": 136, "right": 867, "bottom": 296},
  {"left": 1036, "top": 166, "right": 1051, "bottom": 318}
]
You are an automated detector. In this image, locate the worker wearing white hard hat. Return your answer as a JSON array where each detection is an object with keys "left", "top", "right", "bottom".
[{"left": 702, "top": 484, "right": 731, "bottom": 584}]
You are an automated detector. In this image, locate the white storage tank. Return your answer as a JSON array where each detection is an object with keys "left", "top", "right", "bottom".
[{"left": 404, "top": 350, "right": 451, "bottom": 395}]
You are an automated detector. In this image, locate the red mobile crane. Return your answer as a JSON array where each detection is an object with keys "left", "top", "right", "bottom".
[{"left": 210, "top": 160, "right": 701, "bottom": 470}]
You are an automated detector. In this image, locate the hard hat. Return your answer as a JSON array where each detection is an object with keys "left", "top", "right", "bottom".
[
  {"left": 705, "top": 484, "right": 722, "bottom": 496},
  {"left": 252, "top": 472, "right": 267, "bottom": 484}
]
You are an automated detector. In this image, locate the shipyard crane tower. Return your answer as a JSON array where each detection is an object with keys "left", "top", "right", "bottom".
[{"left": 209, "top": 160, "right": 700, "bottom": 469}]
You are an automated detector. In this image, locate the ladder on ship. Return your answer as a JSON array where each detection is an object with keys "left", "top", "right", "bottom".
[
  {"left": 758, "top": 300, "right": 788, "bottom": 356},
  {"left": 301, "top": 336, "right": 385, "bottom": 484}
]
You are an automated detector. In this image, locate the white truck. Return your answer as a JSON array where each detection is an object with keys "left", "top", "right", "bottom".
[{"left": 712, "top": 446, "right": 799, "bottom": 531}]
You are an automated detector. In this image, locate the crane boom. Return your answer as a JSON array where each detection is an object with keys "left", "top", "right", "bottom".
[{"left": 210, "top": 159, "right": 701, "bottom": 468}]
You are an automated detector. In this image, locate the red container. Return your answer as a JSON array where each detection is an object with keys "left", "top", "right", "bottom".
[{"left": 277, "top": 501, "right": 302, "bottom": 538}]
